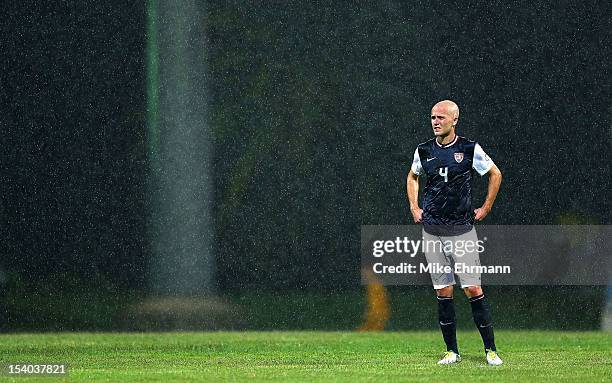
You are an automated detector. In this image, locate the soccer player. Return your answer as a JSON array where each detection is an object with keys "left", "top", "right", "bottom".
[{"left": 406, "top": 100, "right": 503, "bottom": 366}]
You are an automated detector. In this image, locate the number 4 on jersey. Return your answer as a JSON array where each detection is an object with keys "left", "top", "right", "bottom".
[{"left": 438, "top": 167, "right": 448, "bottom": 182}]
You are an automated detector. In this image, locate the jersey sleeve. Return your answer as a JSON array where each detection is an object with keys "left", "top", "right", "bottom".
[
  {"left": 411, "top": 148, "right": 423, "bottom": 175},
  {"left": 473, "top": 143, "right": 495, "bottom": 176}
]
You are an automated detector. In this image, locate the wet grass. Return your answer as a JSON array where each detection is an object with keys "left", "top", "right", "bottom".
[{"left": 1, "top": 331, "right": 610, "bottom": 382}]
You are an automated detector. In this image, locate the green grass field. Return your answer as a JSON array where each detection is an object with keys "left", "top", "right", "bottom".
[{"left": 1, "top": 331, "right": 610, "bottom": 382}]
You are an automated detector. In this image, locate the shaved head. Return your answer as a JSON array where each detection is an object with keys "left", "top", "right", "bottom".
[
  {"left": 430, "top": 100, "right": 460, "bottom": 140},
  {"left": 432, "top": 100, "right": 459, "bottom": 120}
]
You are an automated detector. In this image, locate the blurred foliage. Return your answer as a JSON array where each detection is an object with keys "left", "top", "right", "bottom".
[
  {"left": 205, "top": 1, "right": 610, "bottom": 291},
  {"left": 2, "top": 286, "right": 604, "bottom": 331},
  {"left": 1, "top": 1, "right": 610, "bottom": 295}
]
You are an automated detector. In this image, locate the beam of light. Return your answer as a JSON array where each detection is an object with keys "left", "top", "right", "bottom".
[{"left": 146, "top": 0, "right": 215, "bottom": 296}]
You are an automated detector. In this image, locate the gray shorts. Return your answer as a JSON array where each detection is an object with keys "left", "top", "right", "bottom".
[{"left": 422, "top": 227, "right": 482, "bottom": 289}]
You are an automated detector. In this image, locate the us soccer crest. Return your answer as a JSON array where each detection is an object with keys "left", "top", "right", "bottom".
[{"left": 454, "top": 152, "right": 464, "bottom": 163}]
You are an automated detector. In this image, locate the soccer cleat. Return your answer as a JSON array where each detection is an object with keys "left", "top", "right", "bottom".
[
  {"left": 486, "top": 350, "right": 503, "bottom": 366},
  {"left": 437, "top": 351, "right": 461, "bottom": 365}
]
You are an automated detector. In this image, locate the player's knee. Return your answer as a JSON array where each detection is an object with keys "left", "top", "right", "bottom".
[
  {"left": 464, "top": 286, "right": 482, "bottom": 298},
  {"left": 436, "top": 286, "right": 453, "bottom": 297}
]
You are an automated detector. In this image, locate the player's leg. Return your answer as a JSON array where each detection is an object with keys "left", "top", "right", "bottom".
[
  {"left": 463, "top": 285, "right": 503, "bottom": 365},
  {"left": 435, "top": 285, "right": 461, "bottom": 364},
  {"left": 449, "top": 227, "right": 502, "bottom": 365},
  {"left": 423, "top": 229, "right": 460, "bottom": 364}
]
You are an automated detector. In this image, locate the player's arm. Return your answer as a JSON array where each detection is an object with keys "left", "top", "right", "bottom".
[
  {"left": 474, "top": 164, "right": 502, "bottom": 221},
  {"left": 408, "top": 148, "right": 424, "bottom": 223},
  {"left": 407, "top": 169, "right": 423, "bottom": 223}
]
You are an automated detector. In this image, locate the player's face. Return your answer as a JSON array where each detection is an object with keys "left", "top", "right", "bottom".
[{"left": 431, "top": 105, "right": 456, "bottom": 137}]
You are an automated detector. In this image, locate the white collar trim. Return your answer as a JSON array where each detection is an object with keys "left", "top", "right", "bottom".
[{"left": 435, "top": 135, "right": 458, "bottom": 148}]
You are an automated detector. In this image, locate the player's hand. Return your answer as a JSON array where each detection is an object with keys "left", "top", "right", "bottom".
[
  {"left": 411, "top": 207, "right": 423, "bottom": 223},
  {"left": 473, "top": 206, "right": 491, "bottom": 221}
]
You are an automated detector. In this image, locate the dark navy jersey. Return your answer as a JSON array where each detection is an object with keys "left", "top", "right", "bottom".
[{"left": 411, "top": 136, "right": 494, "bottom": 236}]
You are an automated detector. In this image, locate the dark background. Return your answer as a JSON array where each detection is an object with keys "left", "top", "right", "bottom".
[{"left": 1, "top": 1, "right": 610, "bottom": 329}]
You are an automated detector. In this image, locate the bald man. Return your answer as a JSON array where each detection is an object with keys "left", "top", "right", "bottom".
[{"left": 407, "top": 100, "right": 503, "bottom": 366}]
